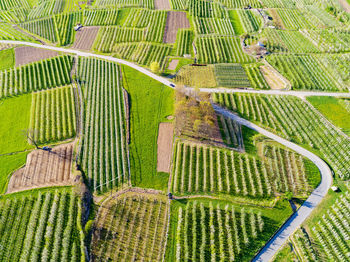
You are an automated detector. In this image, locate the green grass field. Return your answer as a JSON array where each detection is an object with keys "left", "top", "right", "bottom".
[
  {"left": 307, "top": 96, "right": 350, "bottom": 135},
  {"left": 0, "top": 94, "right": 33, "bottom": 154},
  {"left": 228, "top": 10, "right": 244, "bottom": 35},
  {"left": 122, "top": 65, "right": 174, "bottom": 191},
  {"left": 0, "top": 151, "right": 28, "bottom": 194},
  {"left": 0, "top": 48, "right": 15, "bottom": 70}
]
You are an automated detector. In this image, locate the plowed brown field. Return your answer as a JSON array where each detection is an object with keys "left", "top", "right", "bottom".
[
  {"left": 155, "top": 0, "right": 170, "bottom": 10},
  {"left": 15, "top": 46, "right": 58, "bottom": 66},
  {"left": 157, "top": 122, "right": 174, "bottom": 173},
  {"left": 7, "top": 143, "right": 74, "bottom": 193},
  {"left": 163, "top": 11, "right": 190, "bottom": 43},
  {"left": 73, "top": 26, "right": 99, "bottom": 50}
]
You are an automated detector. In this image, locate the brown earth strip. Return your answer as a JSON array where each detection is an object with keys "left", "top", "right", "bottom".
[
  {"left": 167, "top": 59, "right": 179, "bottom": 70},
  {"left": 15, "top": 46, "right": 58, "bottom": 66},
  {"left": 7, "top": 143, "right": 75, "bottom": 193},
  {"left": 163, "top": 11, "right": 190, "bottom": 44},
  {"left": 155, "top": 0, "right": 171, "bottom": 10},
  {"left": 157, "top": 122, "right": 174, "bottom": 173},
  {"left": 72, "top": 26, "right": 99, "bottom": 50}
]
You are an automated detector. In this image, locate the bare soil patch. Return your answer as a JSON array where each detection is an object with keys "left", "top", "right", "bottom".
[
  {"left": 168, "top": 59, "right": 179, "bottom": 70},
  {"left": 7, "top": 143, "right": 74, "bottom": 193},
  {"left": 155, "top": 0, "right": 170, "bottom": 10},
  {"left": 157, "top": 122, "right": 174, "bottom": 173},
  {"left": 72, "top": 26, "right": 99, "bottom": 50},
  {"left": 339, "top": 0, "right": 350, "bottom": 13},
  {"left": 260, "top": 64, "right": 289, "bottom": 90},
  {"left": 163, "top": 11, "right": 190, "bottom": 44},
  {"left": 15, "top": 46, "right": 58, "bottom": 66}
]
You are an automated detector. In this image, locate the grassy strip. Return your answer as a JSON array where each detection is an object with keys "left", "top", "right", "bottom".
[
  {"left": 0, "top": 48, "right": 14, "bottom": 70},
  {"left": 0, "top": 151, "right": 28, "bottom": 194},
  {"left": 0, "top": 94, "right": 33, "bottom": 154},
  {"left": 121, "top": 65, "right": 174, "bottom": 191},
  {"left": 307, "top": 96, "right": 350, "bottom": 136}
]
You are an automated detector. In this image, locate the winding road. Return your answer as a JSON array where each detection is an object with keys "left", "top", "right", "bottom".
[
  {"left": 213, "top": 105, "right": 333, "bottom": 261},
  {"left": 0, "top": 40, "right": 335, "bottom": 261}
]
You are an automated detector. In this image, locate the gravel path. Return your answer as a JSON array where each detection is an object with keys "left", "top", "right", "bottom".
[{"left": 213, "top": 104, "right": 333, "bottom": 262}]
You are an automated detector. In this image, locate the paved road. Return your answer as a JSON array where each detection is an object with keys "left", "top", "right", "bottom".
[
  {"left": 213, "top": 105, "right": 333, "bottom": 262},
  {"left": 1, "top": 40, "right": 335, "bottom": 261},
  {"left": 1, "top": 40, "right": 350, "bottom": 98}
]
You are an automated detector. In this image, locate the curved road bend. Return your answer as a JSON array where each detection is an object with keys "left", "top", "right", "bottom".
[
  {"left": 1, "top": 40, "right": 350, "bottom": 98},
  {"left": 1, "top": 40, "right": 335, "bottom": 261},
  {"left": 213, "top": 104, "right": 333, "bottom": 262}
]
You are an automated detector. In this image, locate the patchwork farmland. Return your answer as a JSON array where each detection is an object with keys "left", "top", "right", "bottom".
[{"left": 0, "top": 0, "right": 349, "bottom": 261}]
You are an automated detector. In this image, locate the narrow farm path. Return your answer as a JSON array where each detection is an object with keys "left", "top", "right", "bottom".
[
  {"left": 213, "top": 104, "right": 333, "bottom": 262},
  {"left": 1, "top": 40, "right": 350, "bottom": 98},
  {"left": 0, "top": 40, "right": 336, "bottom": 261}
]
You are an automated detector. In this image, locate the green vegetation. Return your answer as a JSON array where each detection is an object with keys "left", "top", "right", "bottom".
[
  {"left": 0, "top": 48, "right": 14, "bottom": 70},
  {"left": 166, "top": 198, "right": 292, "bottom": 262},
  {"left": 307, "top": 96, "right": 350, "bottom": 136},
  {"left": 29, "top": 86, "right": 76, "bottom": 144},
  {"left": 122, "top": 65, "right": 174, "bottom": 191},
  {"left": 0, "top": 188, "right": 85, "bottom": 261},
  {"left": 0, "top": 94, "right": 32, "bottom": 154},
  {"left": 228, "top": 10, "right": 244, "bottom": 35},
  {"left": 0, "top": 152, "right": 28, "bottom": 194}
]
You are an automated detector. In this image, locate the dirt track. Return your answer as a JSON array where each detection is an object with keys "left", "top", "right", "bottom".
[
  {"left": 7, "top": 143, "right": 74, "bottom": 193},
  {"left": 163, "top": 12, "right": 190, "bottom": 43},
  {"left": 157, "top": 122, "right": 174, "bottom": 173},
  {"left": 155, "top": 0, "right": 170, "bottom": 10},
  {"left": 72, "top": 26, "right": 99, "bottom": 50},
  {"left": 15, "top": 46, "right": 58, "bottom": 66}
]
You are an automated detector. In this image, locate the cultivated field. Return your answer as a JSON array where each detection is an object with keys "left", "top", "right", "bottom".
[
  {"left": 155, "top": 0, "right": 171, "bottom": 10},
  {"left": 157, "top": 122, "right": 174, "bottom": 173},
  {"left": 163, "top": 11, "right": 190, "bottom": 43},
  {"left": 7, "top": 143, "right": 74, "bottom": 193},
  {"left": 91, "top": 192, "right": 169, "bottom": 261},
  {"left": 72, "top": 27, "right": 99, "bottom": 50},
  {"left": 0, "top": 190, "right": 85, "bottom": 261},
  {"left": 15, "top": 46, "right": 58, "bottom": 66}
]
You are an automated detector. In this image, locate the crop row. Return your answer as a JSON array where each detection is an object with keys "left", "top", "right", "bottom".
[
  {"left": 28, "top": 0, "right": 64, "bottom": 20},
  {"left": 212, "top": 93, "right": 350, "bottom": 179},
  {"left": 145, "top": 10, "right": 167, "bottom": 43},
  {"left": 291, "top": 228, "right": 318, "bottom": 261},
  {"left": 0, "top": 55, "right": 73, "bottom": 98},
  {"left": 214, "top": 63, "right": 251, "bottom": 88},
  {"left": 0, "top": 190, "right": 84, "bottom": 262},
  {"left": 215, "top": 0, "right": 261, "bottom": 8},
  {"left": 92, "top": 194, "right": 169, "bottom": 261},
  {"left": 275, "top": 8, "right": 312, "bottom": 30},
  {"left": 55, "top": 11, "right": 82, "bottom": 46},
  {"left": 306, "top": 5, "right": 339, "bottom": 28},
  {"left": 94, "top": 0, "right": 154, "bottom": 9},
  {"left": 188, "top": 0, "right": 226, "bottom": 18},
  {"left": 171, "top": 140, "right": 309, "bottom": 197},
  {"left": 29, "top": 86, "right": 76, "bottom": 144},
  {"left": 0, "top": 23, "right": 33, "bottom": 41},
  {"left": 193, "top": 17, "right": 235, "bottom": 35},
  {"left": 175, "top": 29, "right": 193, "bottom": 56},
  {"left": 267, "top": 54, "right": 345, "bottom": 91},
  {"left": 175, "top": 200, "right": 265, "bottom": 261},
  {"left": 84, "top": 8, "right": 118, "bottom": 25},
  {"left": 77, "top": 57, "right": 129, "bottom": 192},
  {"left": 114, "top": 42, "right": 171, "bottom": 68},
  {"left": 170, "top": 0, "right": 188, "bottom": 10},
  {"left": 21, "top": 17, "right": 57, "bottom": 43},
  {"left": 311, "top": 191, "right": 350, "bottom": 261},
  {"left": 244, "top": 64, "right": 269, "bottom": 89},
  {"left": 237, "top": 10, "right": 261, "bottom": 33},
  {"left": 217, "top": 115, "right": 244, "bottom": 149},
  {"left": 301, "top": 29, "right": 350, "bottom": 53},
  {"left": 196, "top": 36, "right": 254, "bottom": 64},
  {"left": 262, "top": 29, "right": 320, "bottom": 53},
  {"left": 94, "top": 27, "right": 145, "bottom": 53}
]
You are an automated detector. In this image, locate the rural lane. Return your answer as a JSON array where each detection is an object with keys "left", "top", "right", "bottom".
[
  {"left": 1, "top": 40, "right": 335, "bottom": 261},
  {"left": 1, "top": 40, "right": 350, "bottom": 98},
  {"left": 213, "top": 105, "right": 333, "bottom": 262}
]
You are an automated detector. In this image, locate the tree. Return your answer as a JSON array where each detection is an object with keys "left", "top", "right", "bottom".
[
  {"left": 24, "top": 129, "right": 39, "bottom": 149},
  {"left": 150, "top": 61, "right": 160, "bottom": 74}
]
